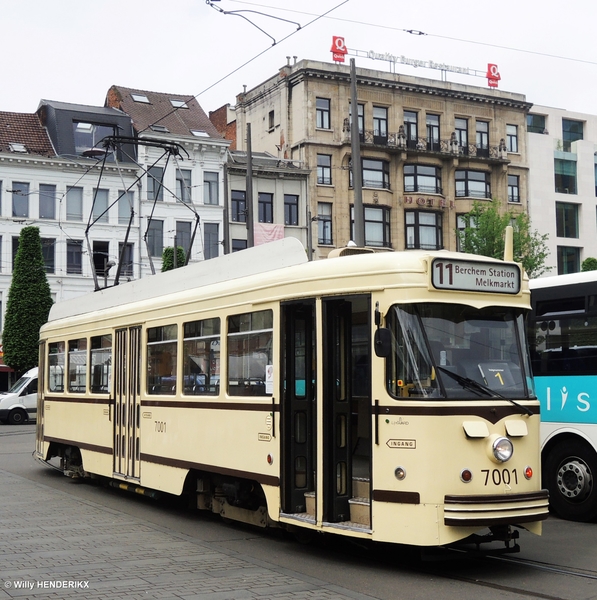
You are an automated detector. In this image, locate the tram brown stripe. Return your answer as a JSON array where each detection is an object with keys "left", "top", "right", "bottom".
[
  {"left": 140, "top": 400, "right": 279, "bottom": 411},
  {"left": 140, "top": 452, "right": 280, "bottom": 487},
  {"left": 44, "top": 436, "right": 112, "bottom": 455},
  {"left": 445, "top": 490, "right": 549, "bottom": 504},
  {"left": 375, "top": 404, "right": 539, "bottom": 424},
  {"left": 43, "top": 396, "right": 111, "bottom": 404},
  {"left": 372, "top": 490, "right": 420, "bottom": 504},
  {"left": 445, "top": 513, "right": 548, "bottom": 527}
]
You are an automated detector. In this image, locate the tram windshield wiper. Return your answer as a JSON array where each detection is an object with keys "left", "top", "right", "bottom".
[{"left": 436, "top": 366, "right": 534, "bottom": 416}]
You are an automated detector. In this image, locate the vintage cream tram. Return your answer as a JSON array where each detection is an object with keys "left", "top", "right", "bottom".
[{"left": 36, "top": 237, "right": 548, "bottom": 551}]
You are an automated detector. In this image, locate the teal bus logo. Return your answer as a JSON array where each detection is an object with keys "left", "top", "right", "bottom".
[{"left": 534, "top": 376, "right": 597, "bottom": 424}]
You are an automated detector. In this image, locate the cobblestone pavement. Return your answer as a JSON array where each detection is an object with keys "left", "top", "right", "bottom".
[{"left": 0, "top": 469, "right": 376, "bottom": 600}]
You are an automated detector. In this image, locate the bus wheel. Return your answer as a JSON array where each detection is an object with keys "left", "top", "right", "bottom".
[{"left": 545, "top": 440, "right": 597, "bottom": 522}]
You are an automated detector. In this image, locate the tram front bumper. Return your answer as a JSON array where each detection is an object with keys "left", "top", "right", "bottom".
[{"left": 443, "top": 490, "right": 550, "bottom": 527}]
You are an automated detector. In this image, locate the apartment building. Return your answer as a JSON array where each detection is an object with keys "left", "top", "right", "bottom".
[
  {"left": 527, "top": 106, "right": 597, "bottom": 275},
  {"left": 235, "top": 59, "right": 531, "bottom": 259}
]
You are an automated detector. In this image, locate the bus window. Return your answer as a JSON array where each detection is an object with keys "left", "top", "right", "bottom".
[
  {"left": 227, "top": 310, "right": 273, "bottom": 396},
  {"left": 68, "top": 338, "right": 87, "bottom": 393},
  {"left": 147, "top": 325, "right": 177, "bottom": 395},
  {"left": 90, "top": 335, "right": 112, "bottom": 393},
  {"left": 48, "top": 342, "right": 65, "bottom": 392},
  {"left": 183, "top": 318, "right": 220, "bottom": 395}
]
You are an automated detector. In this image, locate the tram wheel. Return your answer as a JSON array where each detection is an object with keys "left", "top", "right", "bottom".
[
  {"left": 544, "top": 440, "right": 597, "bottom": 522},
  {"left": 8, "top": 409, "right": 27, "bottom": 425}
]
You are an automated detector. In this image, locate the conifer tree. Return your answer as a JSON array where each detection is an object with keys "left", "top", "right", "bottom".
[
  {"left": 161, "top": 246, "right": 186, "bottom": 272},
  {"left": 3, "top": 227, "right": 53, "bottom": 376}
]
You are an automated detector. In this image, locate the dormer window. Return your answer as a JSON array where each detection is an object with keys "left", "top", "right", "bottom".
[
  {"left": 150, "top": 124, "right": 169, "bottom": 133},
  {"left": 131, "top": 93, "right": 150, "bottom": 103},
  {"left": 73, "top": 122, "right": 115, "bottom": 158},
  {"left": 9, "top": 142, "right": 27, "bottom": 153},
  {"left": 170, "top": 99, "right": 189, "bottom": 109},
  {"left": 191, "top": 130, "right": 209, "bottom": 137}
]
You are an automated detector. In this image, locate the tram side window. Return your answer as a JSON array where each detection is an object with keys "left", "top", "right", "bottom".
[
  {"left": 183, "top": 318, "right": 220, "bottom": 395},
  {"left": 90, "top": 334, "right": 112, "bottom": 393},
  {"left": 48, "top": 342, "right": 65, "bottom": 392},
  {"left": 68, "top": 338, "right": 87, "bottom": 393},
  {"left": 147, "top": 324, "right": 177, "bottom": 395},
  {"left": 228, "top": 310, "right": 273, "bottom": 396}
]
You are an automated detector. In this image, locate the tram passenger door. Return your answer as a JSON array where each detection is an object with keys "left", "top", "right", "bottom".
[
  {"left": 281, "top": 302, "right": 316, "bottom": 515},
  {"left": 113, "top": 326, "right": 141, "bottom": 480}
]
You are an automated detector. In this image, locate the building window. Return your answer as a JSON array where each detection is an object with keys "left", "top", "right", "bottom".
[
  {"left": 455, "top": 170, "right": 491, "bottom": 199},
  {"left": 508, "top": 175, "right": 520, "bottom": 203},
  {"left": 455, "top": 118, "right": 468, "bottom": 155},
  {"left": 557, "top": 246, "right": 580, "bottom": 274},
  {"left": 232, "top": 239, "right": 247, "bottom": 252},
  {"left": 562, "top": 118, "right": 583, "bottom": 152},
  {"left": 148, "top": 166, "right": 164, "bottom": 201},
  {"left": 349, "top": 102, "right": 364, "bottom": 136},
  {"left": 73, "top": 122, "right": 115, "bottom": 158},
  {"left": 204, "top": 172, "right": 219, "bottom": 205},
  {"left": 118, "top": 190, "right": 134, "bottom": 224},
  {"left": 456, "top": 214, "right": 473, "bottom": 252},
  {"left": 39, "top": 184, "right": 56, "bottom": 219},
  {"left": 506, "top": 124, "right": 518, "bottom": 153},
  {"left": 147, "top": 220, "right": 163, "bottom": 257},
  {"left": 317, "top": 202, "right": 333, "bottom": 245},
  {"left": 93, "top": 188, "right": 109, "bottom": 223},
  {"left": 555, "top": 159, "right": 577, "bottom": 194},
  {"left": 404, "top": 111, "right": 418, "bottom": 149},
  {"left": 556, "top": 202, "right": 579, "bottom": 238},
  {"left": 12, "top": 182, "right": 29, "bottom": 217},
  {"left": 317, "top": 154, "right": 332, "bottom": 185},
  {"left": 527, "top": 114, "right": 546, "bottom": 134},
  {"left": 176, "top": 221, "right": 192, "bottom": 256},
  {"left": 118, "top": 242, "right": 134, "bottom": 277},
  {"left": 176, "top": 169, "right": 192, "bottom": 203},
  {"left": 66, "top": 186, "right": 83, "bottom": 221},
  {"left": 67, "top": 240, "right": 83, "bottom": 274},
  {"left": 361, "top": 159, "right": 390, "bottom": 189},
  {"left": 231, "top": 190, "right": 247, "bottom": 222},
  {"left": 373, "top": 106, "right": 388, "bottom": 144},
  {"left": 92, "top": 241, "right": 110, "bottom": 276},
  {"left": 316, "top": 98, "right": 331, "bottom": 129},
  {"left": 351, "top": 205, "right": 391, "bottom": 248},
  {"left": 405, "top": 211, "right": 443, "bottom": 250},
  {"left": 268, "top": 110, "right": 275, "bottom": 130},
  {"left": 426, "top": 114, "right": 440, "bottom": 151},
  {"left": 258, "top": 192, "right": 273, "bottom": 223},
  {"left": 284, "top": 194, "right": 299, "bottom": 226},
  {"left": 404, "top": 165, "right": 442, "bottom": 194},
  {"left": 11, "top": 237, "right": 19, "bottom": 270},
  {"left": 227, "top": 310, "right": 273, "bottom": 396},
  {"left": 204, "top": 223, "right": 219, "bottom": 260},
  {"left": 476, "top": 121, "right": 489, "bottom": 157}
]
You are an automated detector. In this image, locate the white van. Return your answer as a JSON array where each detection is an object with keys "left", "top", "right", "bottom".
[{"left": 0, "top": 367, "right": 38, "bottom": 425}]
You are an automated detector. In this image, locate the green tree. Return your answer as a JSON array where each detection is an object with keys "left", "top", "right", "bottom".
[
  {"left": 582, "top": 257, "right": 597, "bottom": 271},
  {"left": 161, "top": 246, "right": 186, "bottom": 272},
  {"left": 457, "top": 202, "right": 551, "bottom": 278},
  {"left": 3, "top": 227, "right": 53, "bottom": 376}
]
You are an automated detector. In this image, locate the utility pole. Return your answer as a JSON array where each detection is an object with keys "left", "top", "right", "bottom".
[
  {"left": 350, "top": 58, "right": 365, "bottom": 247},
  {"left": 246, "top": 123, "right": 255, "bottom": 248}
]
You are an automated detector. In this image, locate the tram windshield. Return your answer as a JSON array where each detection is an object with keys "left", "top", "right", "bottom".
[{"left": 386, "top": 303, "right": 534, "bottom": 400}]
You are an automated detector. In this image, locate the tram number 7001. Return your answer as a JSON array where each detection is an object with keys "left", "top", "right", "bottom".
[{"left": 481, "top": 468, "right": 519, "bottom": 486}]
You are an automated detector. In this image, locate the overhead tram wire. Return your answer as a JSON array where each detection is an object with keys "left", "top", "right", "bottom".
[
  {"left": 136, "top": 0, "right": 350, "bottom": 135},
  {"left": 227, "top": 0, "right": 597, "bottom": 68}
]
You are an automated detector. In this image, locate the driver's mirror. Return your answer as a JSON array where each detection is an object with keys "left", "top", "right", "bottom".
[{"left": 374, "top": 328, "right": 392, "bottom": 358}]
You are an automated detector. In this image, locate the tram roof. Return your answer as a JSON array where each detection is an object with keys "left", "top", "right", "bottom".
[{"left": 47, "top": 239, "right": 527, "bottom": 325}]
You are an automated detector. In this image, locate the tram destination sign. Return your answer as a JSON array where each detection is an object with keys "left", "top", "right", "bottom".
[{"left": 431, "top": 258, "right": 521, "bottom": 294}]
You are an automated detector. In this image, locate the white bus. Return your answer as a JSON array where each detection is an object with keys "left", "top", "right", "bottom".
[
  {"left": 530, "top": 272, "right": 597, "bottom": 521},
  {"left": 36, "top": 237, "right": 548, "bottom": 552}
]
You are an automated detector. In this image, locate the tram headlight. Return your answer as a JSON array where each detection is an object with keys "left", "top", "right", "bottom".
[{"left": 491, "top": 436, "right": 514, "bottom": 463}]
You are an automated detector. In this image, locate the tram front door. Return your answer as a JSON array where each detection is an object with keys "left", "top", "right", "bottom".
[{"left": 113, "top": 326, "right": 141, "bottom": 480}]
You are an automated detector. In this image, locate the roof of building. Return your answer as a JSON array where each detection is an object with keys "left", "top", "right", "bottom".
[
  {"left": 228, "top": 150, "right": 307, "bottom": 172},
  {"left": 106, "top": 86, "right": 223, "bottom": 140},
  {"left": 0, "top": 112, "right": 55, "bottom": 157}
]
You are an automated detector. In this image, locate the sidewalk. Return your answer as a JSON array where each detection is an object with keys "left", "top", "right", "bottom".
[{"left": 0, "top": 468, "right": 374, "bottom": 600}]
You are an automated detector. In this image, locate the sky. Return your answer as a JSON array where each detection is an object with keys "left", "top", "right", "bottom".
[{"left": 4, "top": 0, "right": 597, "bottom": 117}]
